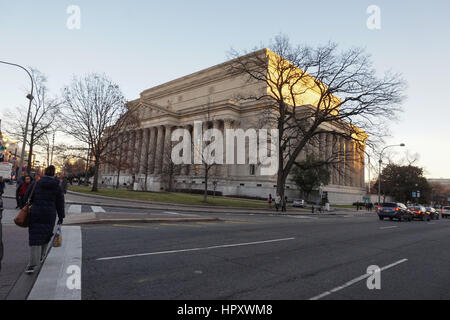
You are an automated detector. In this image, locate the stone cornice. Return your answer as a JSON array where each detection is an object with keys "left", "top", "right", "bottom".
[{"left": 140, "top": 49, "right": 267, "bottom": 101}]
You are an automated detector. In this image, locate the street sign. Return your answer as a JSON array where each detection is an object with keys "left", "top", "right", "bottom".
[{"left": 412, "top": 192, "right": 416, "bottom": 198}]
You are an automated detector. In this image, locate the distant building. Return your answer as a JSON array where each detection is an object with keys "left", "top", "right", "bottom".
[
  {"left": 100, "top": 49, "right": 366, "bottom": 204},
  {"left": 428, "top": 179, "right": 450, "bottom": 189}
]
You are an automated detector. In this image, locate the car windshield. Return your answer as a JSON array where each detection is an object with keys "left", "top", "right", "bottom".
[{"left": 382, "top": 203, "right": 397, "bottom": 207}]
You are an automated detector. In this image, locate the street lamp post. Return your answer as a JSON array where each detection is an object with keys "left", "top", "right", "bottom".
[
  {"left": 0, "top": 60, "right": 34, "bottom": 180},
  {"left": 377, "top": 143, "right": 406, "bottom": 205}
]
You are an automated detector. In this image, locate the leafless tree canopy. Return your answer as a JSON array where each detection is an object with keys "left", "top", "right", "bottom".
[
  {"left": 61, "top": 73, "right": 139, "bottom": 191},
  {"left": 4, "top": 68, "right": 61, "bottom": 172},
  {"left": 228, "top": 35, "right": 406, "bottom": 196}
]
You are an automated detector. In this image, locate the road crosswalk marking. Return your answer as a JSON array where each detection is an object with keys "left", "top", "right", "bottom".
[
  {"left": 68, "top": 205, "right": 82, "bottom": 214},
  {"left": 91, "top": 206, "right": 106, "bottom": 213}
]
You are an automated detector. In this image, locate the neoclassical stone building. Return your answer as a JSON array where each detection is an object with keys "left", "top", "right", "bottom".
[{"left": 100, "top": 49, "right": 366, "bottom": 204}]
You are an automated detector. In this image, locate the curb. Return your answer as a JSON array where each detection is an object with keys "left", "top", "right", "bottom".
[{"left": 64, "top": 217, "right": 221, "bottom": 225}]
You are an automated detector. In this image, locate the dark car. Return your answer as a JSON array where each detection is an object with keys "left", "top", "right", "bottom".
[
  {"left": 408, "top": 206, "right": 430, "bottom": 221},
  {"left": 377, "top": 202, "right": 412, "bottom": 222},
  {"left": 441, "top": 206, "right": 450, "bottom": 219},
  {"left": 425, "top": 207, "right": 440, "bottom": 220}
]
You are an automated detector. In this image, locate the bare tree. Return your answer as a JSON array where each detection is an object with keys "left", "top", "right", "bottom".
[
  {"left": 161, "top": 140, "right": 181, "bottom": 192},
  {"left": 3, "top": 68, "right": 61, "bottom": 173},
  {"left": 61, "top": 73, "right": 139, "bottom": 192},
  {"left": 103, "top": 141, "right": 134, "bottom": 189},
  {"left": 195, "top": 103, "right": 219, "bottom": 202},
  {"left": 228, "top": 35, "right": 406, "bottom": 198}
]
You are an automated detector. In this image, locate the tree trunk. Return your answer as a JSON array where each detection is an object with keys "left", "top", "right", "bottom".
[
  {"left": 27, "top": 128, "right": 35, "bottom": 173},
  {"left": 144, "top": 171, "right": 148, "bottom": 191},
  {"left": 204, "top": 166, "right": 208, "bottom": 202},
  {"left": 168, "top": 167, "right": 173, "bottom": 192},
  {"left": 116, "top": 168, "right": 121, "bottom": 189},
  {"left": 85, "top": 146, "right": 90, "bottom": 184},
  {"left": 276, "top": 116, "right": 285, "bottom": 200},
  {"left": 91, "top": 158, "right": 100, "bottom": 192}
]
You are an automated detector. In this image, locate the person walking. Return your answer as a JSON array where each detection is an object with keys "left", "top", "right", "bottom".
[
  {"left": 59, "top": 174, "right": 69, "bottom": 194},
  {"left": 274, "top": 194, "right": 281, "bottom": 212},
  {"left": 16, "top": 175, "right": 33, "bottom": 209},
  {"left": 0, "top": 176, "right": 6, "bottom": 196},
  {"left": 268, "top": 194, "right": 273, "bottom": 208},
  {"left": 282, "top": 196, "right": 288, "bottom": 212},
  {"left": 23, "top": 165, "right": 65, "bottom": 274}
]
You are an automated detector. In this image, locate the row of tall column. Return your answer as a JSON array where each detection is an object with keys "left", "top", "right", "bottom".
[
  {"left": 317, "top": 133, "right": 365, "bottom": 188},
  {"left": 103, "top": 123, "right": 365, "bottom": 189},
  {"left": 103, "top": 119, "right": 236, "bottom": 178}
]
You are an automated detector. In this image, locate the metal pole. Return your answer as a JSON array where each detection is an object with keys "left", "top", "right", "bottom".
[
  {"left": 377, "top": 144, "right": 405, "bottom": 206},
  {"left": 367, "top": 154, "right": 371, "bottom": 194},
  {"left": 0, "top": 61, "right": 34, "bottom": 180},
  {"left": 378, "top": 158, "right": 382, "bottom": 205},
  {"left": 50, "top": 131, "right": 55, "bottom": 165}
]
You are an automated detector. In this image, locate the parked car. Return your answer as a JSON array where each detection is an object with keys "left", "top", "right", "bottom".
[
  {"left": 441, "top": 206, "right": 450, "bottom": 219},
  {"left": 292, "top": 199, "right": 305, "bottom": 208},
  {"left": 425, "top": 207, "right": 440, "bottom": 220},
  {"left": 377, "top": 202, "right": 412, "bottom": 222},
  {"left": 408, "top": 205, "right": 430, "bottom": 221}
]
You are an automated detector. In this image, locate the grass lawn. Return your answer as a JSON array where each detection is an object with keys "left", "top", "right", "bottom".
[
  {"left": 333, "top": 205, "right": 357, "bottom": 209},
  {"left": 69, "top": 186, "right": 269, "bottom": 208}
]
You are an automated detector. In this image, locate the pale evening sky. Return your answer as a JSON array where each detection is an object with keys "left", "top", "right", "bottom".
[{"left": 0, "top": 0, "right": 449, "bottom": 179}]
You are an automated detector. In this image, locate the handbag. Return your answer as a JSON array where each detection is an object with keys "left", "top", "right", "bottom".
[{"left": 14, "top": 181, "right": 38, "bottom": 228}]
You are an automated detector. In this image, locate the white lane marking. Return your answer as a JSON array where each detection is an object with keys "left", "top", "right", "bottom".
[
  {"left": 91, "top": 206, "right": 106, "bottom": 213},
  {"left": 427, "top": 223, "right": 436, "bottom": 225},
  {"left": 163, "top": 211, "right": 196, "bottom": 216},
  {"left": 96, "top": 237, "right": 296, "bottom": 261},
  {"left": 309, "top": 258, "right": 408, "bottom": 300},
  {"left": 380, "top": 226, "right": 398, "bottom": 230},
  {"left": 28, "top": 226, "right": 82, "bottom": 300},
  {"left": 287, "top": 215, "right": 318, "bottom": 219},
  {"left": 68, "top": 205, "right": 82, "bottom": 214}
]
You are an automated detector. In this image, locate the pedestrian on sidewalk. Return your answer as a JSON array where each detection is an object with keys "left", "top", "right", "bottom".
[
  {"left": 274, "top": 194, "right": 281, "bottom": 212},
  {"left": 282, "top": 196, "right": 288, "bottom": 212},
  {"left": 268, "top": 194, "right": 273, "bottom": 208},
  {"left": 0, "top": 176, "right": 5, "bottom": 196},
  {"left": 23, "top": 165, "right": 65, "bottom": 274},
  {"left": 16, "top": 175, "right": 33, "bottom": 209},
  {"left": 59, "top": 174, "right": 68, "bottom": 194}
]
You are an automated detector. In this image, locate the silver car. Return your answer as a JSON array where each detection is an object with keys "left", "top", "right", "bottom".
[{"left": 292, "top": 199, "right": 305, "bottom": 207}]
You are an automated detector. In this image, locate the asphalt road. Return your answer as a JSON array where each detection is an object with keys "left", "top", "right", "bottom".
[{"left": 79, "top": 210, "right": 450, "bottom": 300}]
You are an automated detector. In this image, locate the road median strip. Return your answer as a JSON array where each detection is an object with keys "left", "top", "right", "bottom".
[{"left": 64, "top": 213, "right": 221, "bottom": 225}]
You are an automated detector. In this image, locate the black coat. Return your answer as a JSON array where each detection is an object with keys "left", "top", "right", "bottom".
[
  {"left": 16, "top": 180, "right": 32, "bottom": 209},
  {"left": 24, "top": 176, "right": 65, "bottom": 246}
]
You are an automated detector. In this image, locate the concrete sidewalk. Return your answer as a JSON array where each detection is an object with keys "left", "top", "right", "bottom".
[{"left": 0, "top": 192, "right": 32, "bottom": 300}]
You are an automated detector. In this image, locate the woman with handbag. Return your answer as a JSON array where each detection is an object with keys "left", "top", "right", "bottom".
[{"left": 23, "top": 165, "right": 65, "bottom": 274}]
